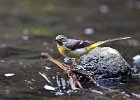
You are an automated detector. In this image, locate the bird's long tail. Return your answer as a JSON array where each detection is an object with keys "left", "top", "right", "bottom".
[{"left": 87, "top": 37, "right": 131, "bottom": 51}]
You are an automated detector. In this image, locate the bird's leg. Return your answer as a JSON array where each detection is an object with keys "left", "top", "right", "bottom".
[
  {"left": 69, "top": 58, "right": 83, "bottom": 89},
  {"left": 66, "top": 59, "right": 77, "bottom": 76},
  {"left": 71, "top": 58, "right": 80, "bottom": 70},
  {"left": 64, "top": 58, "right": 82, "bottom": 89},
  {"left": 67, "top": 67, "right": 73, "bottom": 76},
  {"left": 66, "top": 58, "right": 77, "bottom": 74},
  {"left": 68, "top": 58, "right": 80, "bottom": 74},
  {"left": 76, "top": 58, "right": 81, "bottom": 65}
]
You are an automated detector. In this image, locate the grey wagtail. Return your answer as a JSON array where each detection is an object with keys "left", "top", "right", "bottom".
[{"left": 55, "top": 35, "right": 131, "bottom": 58}]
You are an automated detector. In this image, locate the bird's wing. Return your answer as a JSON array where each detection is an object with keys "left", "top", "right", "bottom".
[{"left": 64, "top": 39, "right": 93, "bottom": 50}]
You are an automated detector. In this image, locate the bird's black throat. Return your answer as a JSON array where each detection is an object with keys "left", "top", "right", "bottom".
[{"left": 57, "top": 41, "right": 63, "bottom": 46}]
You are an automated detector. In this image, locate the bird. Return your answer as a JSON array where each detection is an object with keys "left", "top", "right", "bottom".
[{"left": 55, "top": 35, "right": 131, "bottom": 59}]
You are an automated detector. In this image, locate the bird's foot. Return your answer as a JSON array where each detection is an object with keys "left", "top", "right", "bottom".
[
  {"left": 66, "top": 67, "right": 73, "bottom": 76},
  {"left": 66, "top": 61, "right": 77, "bottom": 75},
  {"left": 72, "top": 61, "right": 78, "bottom": 66}
]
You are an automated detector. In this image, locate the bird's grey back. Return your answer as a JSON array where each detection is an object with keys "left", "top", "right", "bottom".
[{"left": 64, "top": 39, "right": 93, "bottom": 50}]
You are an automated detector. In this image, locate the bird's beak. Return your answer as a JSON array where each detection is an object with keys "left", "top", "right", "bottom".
[{"left": 55, "top": 39, "right": 61, "bottom": 43}]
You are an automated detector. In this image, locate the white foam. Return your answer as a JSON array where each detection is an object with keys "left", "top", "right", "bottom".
[
  {"left": 4, "top": 73, "right": 15, "bottom": 77},
  {"left": 39, "top": 72, "right": 52, "bottom": 84},
  {"left": 44, "top": 66, "right": 51, "bottom": 70},
  {"left": 44, "top": 84, "right": 55, "bottom": 91},
  {"left": 133, "top": 55, "right": 140, "bottom": 61},
  {"left": 91, "top": 89, "right": 103, "bottom": 94},
  {"left": 55, "top": 92, "right": 64, "bottom": 96},
  {"left": 133, "top": 55, "right": 140, "bottom": 64}
]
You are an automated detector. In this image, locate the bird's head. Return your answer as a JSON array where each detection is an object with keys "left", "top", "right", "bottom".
[{"left": 55, "top": 35, "right": 67, "bottom": 45}]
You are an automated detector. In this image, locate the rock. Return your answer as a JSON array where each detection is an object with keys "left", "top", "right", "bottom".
[{"left": 79, "top": 47, "right": 131, "bottom": 87}]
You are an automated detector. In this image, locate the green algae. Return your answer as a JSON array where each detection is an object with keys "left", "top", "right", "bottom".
[{"left": 29, "top": 27, "right": 55, "bottom": 37}]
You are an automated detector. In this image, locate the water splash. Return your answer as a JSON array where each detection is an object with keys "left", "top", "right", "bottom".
[
  {"left": 4, "top": 73, "right": 15, "bottom": 77},
  {"left": 44, "top": 84, "right": 55, "bottom": 91},
  {"left": 39, "top": 72, "right": 52, "bottom": 84}
]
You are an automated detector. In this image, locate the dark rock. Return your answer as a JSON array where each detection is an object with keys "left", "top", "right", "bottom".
[{"left": 79, "top": 47, "right": 131, "bottom": 88}]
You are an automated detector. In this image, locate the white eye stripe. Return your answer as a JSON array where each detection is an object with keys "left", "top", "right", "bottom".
[
  {"left": 61, "top": 37, "right": 65, "bottom": 39},
  {"left": 59, "top": 38, "right": 66, "bottom": 42}
]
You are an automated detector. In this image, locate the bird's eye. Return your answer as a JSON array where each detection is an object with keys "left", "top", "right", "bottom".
[{"left": 60, "top": 38, "right": 66, "bottom": 42}]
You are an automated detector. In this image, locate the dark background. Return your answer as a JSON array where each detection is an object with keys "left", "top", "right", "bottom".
[{"left": 0, "top": 0, "right": 139, "bottom": 57}]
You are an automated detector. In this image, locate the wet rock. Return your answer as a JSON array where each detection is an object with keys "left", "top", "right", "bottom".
[{"left": 79, "top": 47, "right": 131, "bottom": 87}]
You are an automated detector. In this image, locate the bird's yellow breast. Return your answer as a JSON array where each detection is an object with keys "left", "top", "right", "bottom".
[
  {"left": 57, "top": 45, "right": 68, "bottom": 57},
  {"left": 57, "top": 44, "right": 80, "bottom": 58}
]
